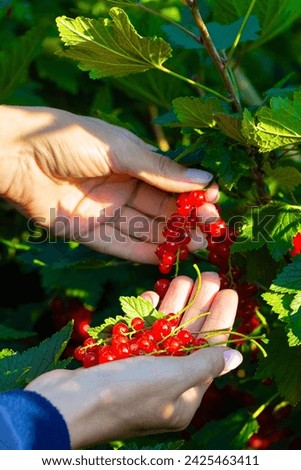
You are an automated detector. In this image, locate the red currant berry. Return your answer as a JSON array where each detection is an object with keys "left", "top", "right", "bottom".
[
  {"left": 194, "top": 337, "right": 208, "bottom": 349},
  {"left": 178, "top": 245, "right": 189, "bottom": 261},
  {"left": 82, "top": 352, "right": 98, "bottom": 368},
  {"left": 73, "top": 346, "right": 86, "bottom": 362},
  {"left": 162, "top": 252, "right": 176, "bottom": 265},
  {"left": 112, "top": 322, "right": 129, "bottom": 336},
  {"left": 154, "top": 279, "right": 170, "bottom": 298},
  {"left": 151, "top": 318, "right": 172, "bottom": 341},
  {"left": 98, "top": 347, "right": 116, "bottom": 364},
  {"left": 159, "top": 262, "right": 173, "bottom": 274},
  {"left": 165, "top": 313, "right": 180, "bottom": 328},
  {"left": 131, "top": 317, "right": 145, "bottom": 331},
  {"left": 113, "top": 343, "right": 131, "bottom": 359},
  {"left": 136, "top": 337, "right": 157, "bottom": 354},
  {"left": 188, "top": 190, "right": 206, "bottom": 207},
  {"left": 163, "top": 336, "right": 183, "bottom": 355},
  {"left": 209, "top": 219, "right": 227, "bottom": 237},
  {"left": 292, "top": 232, "right": 301, "bottom": 256},
  {"left": 176, "top": 329, "right": 194, "bottom": 346}
]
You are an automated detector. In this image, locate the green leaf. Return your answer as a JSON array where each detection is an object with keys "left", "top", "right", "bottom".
[
  {"left": 213, "top": 0, "right": 301, "bottom": 46},
  {"left": 0, "top": 324, "right": 37, "bottom": 341},
  {"left": 192, "top": 409, "right": 258, "bottom": 449},
  {"left": 242, "top": 90, "right": 301, "bottom": 152},
  {"left": 262, "top": 292, "right": 289, "bottom": 318},
  {"left": 231, "top": 202, "right": 301, "bottom": 260},
  {"left": 214, "top": 114, "right": 245, "bottom": 143},
  {"left": 0, "top": 349, "right": 16, "bottom": 360},
  {"left": 270, "top": 256, "right": 301, "bottom": 293},
  {"left": 265, "top": 165, "right": 301, "bottom": 192},
  {"left": 88, "top": 295, "right": 163, "bottom": 341},
  {"left": 0, "top": 323, "right": 73, "bottom": 392},
  {"left": 255, "top": 328, "right": 301, "bottom": 405},
  {"left": 119, "top": 295, "right": 157, "bottom": 319},
  {"left": 172, "top": 97, "right": 224, "bottom": 128},
  {"left": 0, "top": 26, "right": 45, "bottom": 102},
  {"left": 56, "top": 8, "right": 172, "bottom": 79}
]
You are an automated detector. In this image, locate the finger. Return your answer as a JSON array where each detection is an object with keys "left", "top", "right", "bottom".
[
  {"left": 173, "top": 346, "right": 226, "bottom": 394},
  {"left": 205, "top": 182, "right": 219, "bottom": 203},
  {"left": 200, "top": 289, "right": 238, "bottom": 344},
  {"left": 140, "top": 291, "right": 160, "bottom": 307},
  {"left": 79, "top": 225, "right": 158, "bottom": 263},
  {"left": 196, "top": 202, "right": 220, "bottom": 222},
  {"left": 180, "top": 272, "right": 220, "bottom": 334},
  {"left": 174, "top": 346, "right": 243, "bottom": 394},
  {"left": 159, "top": 276, "right": 194, "bottom": 314},
  {"left": 112, "top": 138, "right": 214, "bottom": 193}
]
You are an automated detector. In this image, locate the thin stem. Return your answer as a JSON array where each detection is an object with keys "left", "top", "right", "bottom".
[
  {"left": 158, "top": 65, "right": 231, "bottom": 102},
  {"left": 226, "top": 0, "right": 257, "bottom": 66},
  {"left": 252, "top": 393, "right": 280, "bottom": 420},
  {"left": 186, "top": 0, "right": 242, "bottom": 113}
]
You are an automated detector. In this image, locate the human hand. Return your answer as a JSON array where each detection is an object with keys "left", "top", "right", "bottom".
[
  {"left": 25, "top": 272, "right": 242, "bottom": 449},
  {"left": 0, "top": 105, "right": 219, "bottom": 263}
]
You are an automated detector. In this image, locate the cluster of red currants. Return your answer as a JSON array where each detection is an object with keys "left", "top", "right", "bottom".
[
  {"left": 154, "top": 189, "right": 227, "bottom": 297},
  {"left": 51, "top": 297, "right": 93, "bottom": 354},
  {"left": 74, "top": 315, "right": 208, "bottom": 368},
  {"left": 292, "top": 232, "right": 301, "bottom": 257},
  {"left": 154, "top": 189, "right": 261, "bottom": 342}
]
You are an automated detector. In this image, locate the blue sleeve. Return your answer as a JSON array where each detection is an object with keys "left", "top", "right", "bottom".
[{"left": 0, "top": 390, "right": 71, "bottom": 450}]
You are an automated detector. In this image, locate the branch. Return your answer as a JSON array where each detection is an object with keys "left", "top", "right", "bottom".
[{"left": 186, "top": 0, "right": 242, "bottom": 113}]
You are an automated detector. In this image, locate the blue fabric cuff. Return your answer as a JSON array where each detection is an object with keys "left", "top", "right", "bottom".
[{"left": 0, "top": 389, "right": 71, "bottom": 450}]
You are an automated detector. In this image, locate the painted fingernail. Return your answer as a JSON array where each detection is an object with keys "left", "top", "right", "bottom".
[
  {"left": 223, "top": 349, "right": 243, "bottom": 372},
  {"left": 184, "top": 168, "right": 213, "bottom": 184}
]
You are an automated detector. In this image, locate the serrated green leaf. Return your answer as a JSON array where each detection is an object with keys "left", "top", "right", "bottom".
[
  {"left": 172, "top": 97, "right": 224, "bottom": 128},
  {"left": 255, "top": 328, "right": 301, "bottom": 405},
  {"left": 231, "top": 202, "right": 301, "bottom": 260},
  {"left": 242, "top": 90, "right": 301, "bottom": 152},
  {"left": 119, "top": 296, "right": 159, "bottom": 321},
  {"left": 0, "top": 324, "right": 37, "bottom": 341},
  {"left": 0, "top": 323, "right": 73, "bottom": 392},
  {"left": 214, "top": 113, "right": 245, "bottom": 143},
  {"left": 0, "top": 349, "right": 16, "bottom": 360},
  {"left": 265, "top": 165, "right": 301, "bottom": 192},
  {"left": 56, "top": 8, "right": 172, "bottom": 79},
  {"left": 270, "top": 256, "right": 301, "bottom": 293},
  {"left": 262, "top": 292, "right": 288, "bottom": 318},
  {"left": 192, "top": 408, "right": 258, "bottom": 449},
  {"left": 213, "top": 0, "right": 301, "bottom": 46},
  {"left": 0, "top": 26, "right": 45, "bottom": 102},
  {"left": 287, "top": 329, "right": 301, "bottom": 347}
]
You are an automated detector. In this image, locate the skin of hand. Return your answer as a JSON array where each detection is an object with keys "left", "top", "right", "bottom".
[
  {"left": 25, "top": 272, "right": 243, "bottom": 449},
  {"left": 0, "top": 105, "right": 220, "bottom": 263}
]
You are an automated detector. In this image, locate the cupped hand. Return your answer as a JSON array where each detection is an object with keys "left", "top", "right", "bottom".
[
  {"left": 25, "top": 272, "right": 242, "bottom": 449},
  {"left": 0, "top": 106, "right": 219, "bottom": 263}
]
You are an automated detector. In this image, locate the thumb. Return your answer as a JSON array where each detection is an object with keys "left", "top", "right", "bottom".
[
  {"left": 117, "top": 145, "right": 213, "bottom": 193},
  {"left": 177, "top": 347, "right": 243, "bottom": 393}
]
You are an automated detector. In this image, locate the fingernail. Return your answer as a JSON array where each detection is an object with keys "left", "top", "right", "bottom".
[
  {"left": 184, "top": 169, "right": 213, "bottom": 184},
  {"left": 223, "top": 349, "right": 243, "bottom": 372}
]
